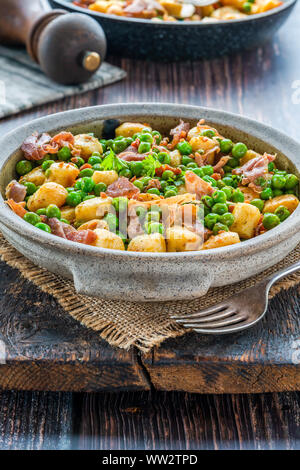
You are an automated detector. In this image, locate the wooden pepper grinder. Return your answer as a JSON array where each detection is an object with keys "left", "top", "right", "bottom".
[{"left": 0, "top": 0, "right": 107, "bottom": 84}]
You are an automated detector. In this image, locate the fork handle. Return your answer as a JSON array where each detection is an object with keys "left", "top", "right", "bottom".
[{"left": 266, "top": 259, "right": 300, "bottom": 290}]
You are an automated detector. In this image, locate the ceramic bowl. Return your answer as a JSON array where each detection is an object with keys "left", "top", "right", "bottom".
[
  {"left": 49, "top": 0, "right": 297, "bottom": 61},
  {"left": 0, "top": 103, "right": 300, "bottom": 302}
]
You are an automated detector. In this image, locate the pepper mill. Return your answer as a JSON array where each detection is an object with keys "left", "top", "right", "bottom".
[{"left": 0, "top": 0, "right": 107, "bottom": 85}]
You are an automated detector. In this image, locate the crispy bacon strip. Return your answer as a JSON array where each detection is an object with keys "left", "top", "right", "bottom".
[
  {"left": 185, "top": 171, "right": 214, "bottom": 199},
  {"left": 213, "top": 156, "right": 230, "bottom": 174},
  {"left": 168, "top": 120, "right": 190, "bottom": 150},
  {"left": 47, "top": 218, "right": 96, "bottom": 245},
  {"left": 21, "top": 132, "right": 51, "bottom": 161},
  {"left": 6, "top": 199, "right": 27, "bottom": 218},
  {"left": 44, "top": 132, "right": 75, "bottom": 154},
  {"left": 155, "top": 164, "right": 182, "bottom": 177},
  {"left": 233, "top": 153, "right": 275, "bottom": 190},
  {"left": 5, "top": 180, "right": 27, "bottom": 203},
  {"left": 106, "top": 177, "right": 140, "bottom": 198}
]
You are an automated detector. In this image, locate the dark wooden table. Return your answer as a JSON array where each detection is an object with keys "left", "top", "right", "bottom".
[{"left": 0, "top": 3, "right": 300, "bottom": 450}]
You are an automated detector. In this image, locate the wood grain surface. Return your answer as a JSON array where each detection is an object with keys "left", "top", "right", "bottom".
[{"left": 0, "top": 1, "right": 300, "bottom": 449}]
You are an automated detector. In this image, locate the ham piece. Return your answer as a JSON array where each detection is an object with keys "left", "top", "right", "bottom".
[
  {"left": 5, "top": 180, "right": 26, "bottom": 203},
  {"left": 47, "top": 218, "right": 96, "bottom": 245},
  {"left": 106, "top": 177, "right": 140, "bottom": 198},
  {"left": 233, "top": 153, "right": 275, "bottom": 189},
  {"left": 185, "top": 171, "right": 214, "bottom": 199}
]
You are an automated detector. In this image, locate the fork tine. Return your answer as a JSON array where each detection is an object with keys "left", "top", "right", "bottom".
[
  {"left": 181, "top": 313, "right": 246, "bottom": 329},
  {"left": 176, "top": 307, "right": 236, "bottom": 324},
  {"left": 194, "top": 319, "right": 251, "bottom": 334},
  {"left": 170, "top": 302, "right": 228, "bottom": 320}
]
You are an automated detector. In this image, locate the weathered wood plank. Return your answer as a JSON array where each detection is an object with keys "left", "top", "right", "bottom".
[{"left": 74, "top": 391, "right": 300, "bottom": 450}]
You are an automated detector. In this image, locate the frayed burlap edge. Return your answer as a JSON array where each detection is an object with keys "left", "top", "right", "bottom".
[{"left": 0, "top": 232, "right": 300, "bottom": 352}]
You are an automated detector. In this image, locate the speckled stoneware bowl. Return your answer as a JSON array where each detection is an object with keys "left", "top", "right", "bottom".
[
  {"left": 0, "top": 103, "right": 300, "bottom": 301},
  {"left": 50, "top": 0, "right": 297, "bottom": 60}
]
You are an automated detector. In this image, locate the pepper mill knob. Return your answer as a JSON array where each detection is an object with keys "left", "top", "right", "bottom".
[{"left": 28, "top": 12, "right": 107, "bottom": 85}]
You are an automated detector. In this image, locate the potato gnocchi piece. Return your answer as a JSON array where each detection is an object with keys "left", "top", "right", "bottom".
[
  {"left": 202, "top": 231, "right": 240, "bottom": 250},
  {"left": 127, "top": 233, "right": 166, "bottom": 252},
  {"left": 46, "top": 162, "right": 79, "bottom": 188},
  {"left": 93, "top": 228, "right": 125, "bottom": 250},
  {"left": 263, "top": 195, "right": 299, "bottom": 214},
  {"left": 75, "top": 197, "right": 113, "bottom": 223},
  {"left": 92, "top": 170, "right": 119, "bottom": 186},
  {"left": 60, "top": 206, "right": 76, "bottom": 224},
  {"left": 166, "top": 226, "right": 202, "bottom": 252},
  {"left": 230, "top": 202, "right": 261, "bottom": 239},
  {"left": 73, "top": 134, "right": 103, "bottom": 159},
  {"left": 20, "top": 166, "right": 45, "bottom": 186},
  {"left": 169, "top": 149, "right": 182, "bottom": 167},
  {"left": 27, "top": 182, "right": 67, "bottom": 212},
  {"left": 115, "top": 122, "right": 151, "bottom": 138},
  {"left": 211, "top": 6, "right": 247, "bottom": 20}
]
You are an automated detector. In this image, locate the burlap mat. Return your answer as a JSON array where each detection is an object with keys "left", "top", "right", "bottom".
[{"left": 0, "top": 232, "right": 299, "bottom": 352}]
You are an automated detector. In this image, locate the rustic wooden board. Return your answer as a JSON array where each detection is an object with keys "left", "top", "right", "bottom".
[{"left": 0, "top": 4, "right": 300, "bottom": 395}]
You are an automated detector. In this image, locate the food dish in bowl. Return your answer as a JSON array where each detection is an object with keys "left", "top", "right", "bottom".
[
  {"left": 73, "top": 0, "right": 282, "bottom": 22},
  {"left": 49, "top": 0, "right": 296, "bottom": 60},
  {"left": 1, "top": 103, "right": 300, "bottom": 301},
  {"left": 4, "top": 120, "right": 299, "bottom": 253}
]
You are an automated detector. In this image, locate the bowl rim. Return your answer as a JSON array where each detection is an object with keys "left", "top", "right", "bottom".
[
  {"left": 51, "top": 0, "right": 297, "bottom": 27},
  {"left": 0, "top": 102, "right": 300, "bottom": 261}
]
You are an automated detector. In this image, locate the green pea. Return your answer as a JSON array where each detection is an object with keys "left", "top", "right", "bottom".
[
  {"left": 216, "top": 180, "right": 226, "bottom": 189},
  {"left": 193, "top": 168, "right": 204, "bottom": 177},
  {"left": 212, "top": 190, "right": 227, "bottom": 204},
  {"left": 138, "top": 142, "right": 151, "bottom": 154},
  {"left": 273, "top": 189, "right": 283, "bottom": 197},
  {"left": 146, "top": 211, "right": 160, "bottom": 223},
  {"left": 164, "top": 185, "right": 178, "bottom": 194},
  {"left": 213, "top": 223, "right": 229, "bottom": 235},
  {"left": 46, "top": 204, "right": 61, "bottom": 219},
  {"left": 140, "top": 176, "right": 152, "bottom": 186},
  {"left": 146, "top": 222, "right": 164, "bottom": 235},
  {"left": 92, "top": 163, "right": 102, "bottom": 171},
  {"left": 222, "top": 186, "right": 233, "bottom": 199},
  {"left": 160, "top": 180, "right": 168, "bottom": 191},
  {"left": 263, "top": 213, "right": 280, "bottom": 230},
  {"left": 81, "top": 177, "right": 95, "bottom": 193},
  {"left": 152, "top": 131, "right": 162, "bottom": 144},
  {"left": 57, "top": 146, "right": 71, "bottom": 161},
  {"left": 219, "top": 212, "right": 234, "bottom": 227},
  {"left": 186, "top": 162, "right": 198, "bottom": 169},
  {"left": 232, "top": 142, "right": 248, "bottom": 159},
  {"left": 112, "top": 197, "right": 128, "bottom": 212},
  {"left": 16, "top": 160, "right": 33, "bottom": 176},
  {"left": 133, "top": 180, "right": 144, "bottom": 191},
  {"left": 272, "top": 174, "right": 286, "bottom": 189},
  {"left": 83, "top": 195, "right": 95, "bottom": 201},
  {"left": 164, "top": 189, "right": 177, "bottom": 198},
  {"left": 24, "top": 212, "right": 41, "bottom": 226},
  {"left": 130, "top": 161, "right": 144, "bottom": 176},
  {"left": 162, "top": 170, "right": 174, "bottom": 180},
  {"left": 36, "top": 208, "right": 47, "bottom": 216},
  {"left": 212, "top": 203, "right": 228, "bottom": 215},
  {"left": 119, "top": 168, "right": 132, "bottom": 178},
  {"left": 42, "top": 160, "right": 55, "bottom": 171},
  {"left": 231, "top": 189, "right": 245, "bottom": 203},
  {"left": 94, "top": 183, "right": 107, "bottom": 196},
  {"left": 285, "top": 174, "right": 299, "bottom": 190},
  {"left": 250, "top": 199, "right": 264, "bottom": 212},
  {"left": 74, "top": 179, "right": 83, "bottom": 190},
  {"left": 157, "top": 152, "right": 170, "bottom": 164},
  {"left": 23, "top": 182, "right": 37, "bottom": 196},
  {"left": 104, "top": 213, "right": 119, "bottom": 232},
  {"left": 72, "top": 157, "right": 85, "bottom": 168},
  {"left": 220, "top": 139, "right": 233, "bottom": 154},
  {"left": 79, "top": 168, "right": 94, "bottom": 178},
  {"left": 204, "top": 213, "right": 219, "bottom": 230},
  {"left": 88, "top": 155, "right": 102, "bottom": 166},
  {"left": 113, "top": 138, "right": 129, "bottom": 154},
  {"left": 286, "top": 189, "right": 296, "bottom": 194},
  {"left": 177, "top": 141, "right": 193, "bottom": 155},
  {"left": 227, "top": 158, "right": 239, "bottom": 169},
  {"left": 61, "top": 218, "right": 70, "bottom": 225},
  {"left": 35, "top": 222, "right": 51, "bottom": 233},
  {"left": 201, "top": 195, "right": 214, "bottom": 208},
  {"left": 260, "top": 187, "right": 273, "bottom": 200},
  {"left": 201, "top": 165, "right": 214, "bottom": 176},
  {"left": 66, "top": 191, "right": 82, "bottom": 207},
  {"left": 147, "top": 188, "right": 160, "bottom": 196},
  {"left": 201, "top": 129, "right": 216, "bottom": 138},
  {"left": 222, "top": 176, "right": 234, "bottom": 187},
  {"left": 202, "top": 175, "right": 217, "bottom": 187},
  {"left": 135, "top": 206, "right": 147, "bottom": 219},
  {"left": 181, "top": 156, "right": 194, "bottom": 166},
  {"left": 274, "top": 206, "right": 290, "bottom": 222},
  {"left": 242, "top": 1, "right": 252, "bottom": 12},
  {"left": 139, "top": 133, "right": 153, "bottom": 144}
]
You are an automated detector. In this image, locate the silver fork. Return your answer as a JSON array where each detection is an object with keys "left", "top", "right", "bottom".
[{"left": 171, "top": 260, "right": 300, "bottom": 335}]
